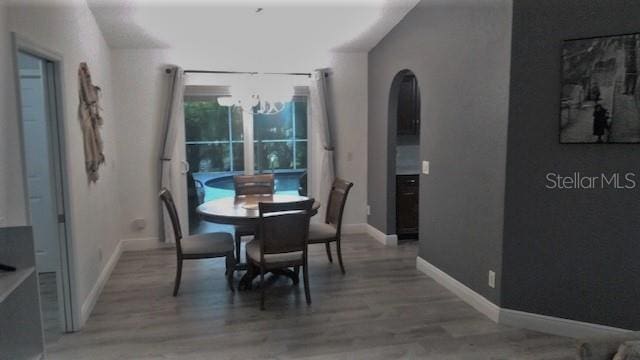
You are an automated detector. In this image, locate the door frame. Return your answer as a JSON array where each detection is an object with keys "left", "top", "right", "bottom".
[
  {"left": 387, "top": 69, "right": 421, "bottom": 238},
  {"left": 12, "top": 33, "right": 79, "bottom": 332}
]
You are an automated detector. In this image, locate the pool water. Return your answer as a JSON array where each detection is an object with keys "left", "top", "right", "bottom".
[{"left": 202, "top": 172, "right": 305, "bottom": 201}]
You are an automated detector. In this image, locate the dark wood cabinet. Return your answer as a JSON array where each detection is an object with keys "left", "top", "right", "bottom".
[
  {"left": 397, "top": 75, "right": 420, "bottom": 136},
  {"left": 396, "top": 175, "right": 419, "bottom": 238}
]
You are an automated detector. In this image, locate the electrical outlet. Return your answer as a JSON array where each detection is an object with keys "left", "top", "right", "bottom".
[
  {"left": 366, "top": 205, "right": 371, "bottom": 216},
  {"left": 132, "top": 218, "right": 147, "bottom": 231},
  {"left": 422, "top": 161, "right": 430, "bottom": 175},
  {"left": 488, "top": 270, "right": 496, "bottom": 288}
]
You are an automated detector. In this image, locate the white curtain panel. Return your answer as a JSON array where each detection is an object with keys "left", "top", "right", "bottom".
[
  {"left": 159, "top": 66, "right": 187, "bottom": 243},
  {"left": 308, "top": 69, "right": 335, "bottom": 222}
]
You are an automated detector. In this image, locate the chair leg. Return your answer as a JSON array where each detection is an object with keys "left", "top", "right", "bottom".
[
  {"left": 226, "top": 253, "right": 235, "bottom": 292},
  {"left": 260, "top": 266, "right": 266, "bottom": 311},
  {"left": 242, "top": 262, "right": 256, "bottom": 291},
  {"left": 325, "top": 242, "right": 333, "bottom": 263},
  {"left": 173, "top": 259, "right": 183, "bottom": 297},
  {"left": 336, "top": 238, "right": 345, "bottom": 275},
  {"left": 303, "top": 258, "right": 311, "bottom": 305},
  {"left": 290, "top": 266, "right": 300, "bottom": 285},
  {"left": 234, "top": 233, "right": 242, "bottom": 264}
]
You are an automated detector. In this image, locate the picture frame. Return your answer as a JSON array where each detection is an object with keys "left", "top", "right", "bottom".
[{"left": 560, "top": 32, "right": 640, "bottom": 144}]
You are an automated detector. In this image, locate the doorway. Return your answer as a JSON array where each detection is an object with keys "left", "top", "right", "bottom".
[
  {"left": 14, "top": 38, "right": 75, "bottom": 343},
  {"left": 389, "top": 70, "right": 421, "bottom": 240}
]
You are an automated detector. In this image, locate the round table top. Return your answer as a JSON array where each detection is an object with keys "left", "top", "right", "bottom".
[{"left": 197, "top": 194, "right": 320, "bottom": 225}]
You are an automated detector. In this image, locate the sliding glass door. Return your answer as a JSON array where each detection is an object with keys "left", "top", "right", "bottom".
[{"left": 183, "top": 88, "right": 308, "bottom": 234}]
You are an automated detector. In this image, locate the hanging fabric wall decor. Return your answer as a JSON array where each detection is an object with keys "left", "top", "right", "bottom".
[{"left": 78, "top": 62, "right": 105, "bottom": 182}]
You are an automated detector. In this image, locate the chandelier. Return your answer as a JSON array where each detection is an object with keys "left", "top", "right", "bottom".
[{"left": 217, "top": 76, "right": 294, "bottom": 115}]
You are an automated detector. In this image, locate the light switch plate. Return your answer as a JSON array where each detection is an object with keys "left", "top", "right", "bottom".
[
  {"left": 488, "top": 270, "right": 496, "bottom": 288},
  {"left": 422, "top": 161, "right": 429, "bottom": 175}
]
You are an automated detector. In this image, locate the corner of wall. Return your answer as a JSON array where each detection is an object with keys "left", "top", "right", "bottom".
[{"left": 80, "top": 239, "right": 123, "bottom": 327}]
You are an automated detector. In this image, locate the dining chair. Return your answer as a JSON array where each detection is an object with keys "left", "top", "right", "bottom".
[
  {"left": 187, "top": 171, "right": 204, "bottom": 230},
  {"left": 308, "top": 178, "right": 354, "bottom": 274},
  {"left": 232, "top": 174, "right": 275, "bottom": 265},
  {"left": 159, "top": 188, "right": 236, "bottom": 296},
  {"left": 234, "top": 174, "right": 275, "bottom": 196},
  {"left": 245, "top": 199, "right": 314, "bottom": 310},
  {"left": 298, "top": 171, "right": 308, "bottom": 196}
]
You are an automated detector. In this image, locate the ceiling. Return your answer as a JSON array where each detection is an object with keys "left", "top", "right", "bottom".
[{"left": 87, "top": 0, "right": 419, "bottom": 53}]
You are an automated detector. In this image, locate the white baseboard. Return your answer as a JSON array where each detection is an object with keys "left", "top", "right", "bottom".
[
  {"left": 366, "top": 224, "right": 398, "bottom": 246},
  {"left": 499, "top": 308, "right": 632, "bottom": 338},
  {"left": 416, "top": 256, "right": 500, "bottom": 322},
  {"left": 121, "top": 237, "right": 172, "bottom": 251},
  {"left": 415, "top": 256, "right": 633, "bottom": 338},
  {"left": 342, "top": 223, "right": 367, "bottom": 235},
  {"left": 80, "top": 240, "right": 123, "bottom": 327}
]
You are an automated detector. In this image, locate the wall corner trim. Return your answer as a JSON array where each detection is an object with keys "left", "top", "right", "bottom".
[
  {"left": 366, "top": 224, "right": 398, "bottom": 246},
  {"left": 80, "top": 240, "right": 123, "bottom": 327},
  {"left": 416, "top": 256, "right": 500, "bottom": 322},
  {"left": 416, "top": 256, "right": 634, "bottom": 338}
]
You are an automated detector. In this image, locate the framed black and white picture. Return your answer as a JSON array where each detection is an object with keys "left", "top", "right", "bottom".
[{"left": 560, "top": 32, "right": 640, "bottom": 143}]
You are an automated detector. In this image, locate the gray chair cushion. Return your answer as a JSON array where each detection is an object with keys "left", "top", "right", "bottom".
[
  {"left": 246, "top": 239, "right": 302, "bottom": 264},
  {"left": 182, "top": 232, "right": 234, "bottom": 255},
  {"left": 577, "top": 333, "right": 640, "bottom": 360},
  {"left": 308, "top": 222, "right": 337, "bottom": 243},
  {"left": 614, "top": 341, "right": 640, "bottom": 360}
]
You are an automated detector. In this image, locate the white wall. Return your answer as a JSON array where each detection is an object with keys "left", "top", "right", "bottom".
[
  {"left": 0, "top": 2, "right": 26, "bottom": 227},
  {"left": 327, "top": 52, "right": 368, "bottom": 225},
  {"left": 111, "top": 49, "right": 168, "bottom": 242},
  {"left": 111, "top": 49, "right": 368, "bottom": 245},
  {"left": 0, "top": 3, "right": 8, "bottom": 227},
  {"left": 3, "top": 0, "right": 121, "bottom": 325}
]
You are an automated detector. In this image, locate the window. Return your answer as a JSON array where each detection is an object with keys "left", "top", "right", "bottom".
[
  {"left": 184, "top": 91, "right": 308, "bottom": 201},
  {"left": 184, "top": 96, "right": 244, "bottom": 173},
  {"left": 253, "top": 97, "right": 308, "bottom": 172}
]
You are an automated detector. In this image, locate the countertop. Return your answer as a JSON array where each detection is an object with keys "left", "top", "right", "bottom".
[{"left": 396, "top": 166, "right": 420, "bottom": 176}]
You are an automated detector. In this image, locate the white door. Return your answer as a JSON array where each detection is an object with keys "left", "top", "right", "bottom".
[{"left": 18, "top": 52, "right": 61, "bottom": 274}]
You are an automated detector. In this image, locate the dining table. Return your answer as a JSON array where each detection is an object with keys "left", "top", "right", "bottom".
[{"left": 196, "top": 194, "right": 321, "bottom": 290}]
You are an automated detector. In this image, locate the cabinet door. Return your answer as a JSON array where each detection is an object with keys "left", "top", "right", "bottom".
[
  {"left": 397, "top": 75, "right": 419, "bottom": 135},
  {"left": 396, "top": 176, "right": 419, "bottom": 235}
]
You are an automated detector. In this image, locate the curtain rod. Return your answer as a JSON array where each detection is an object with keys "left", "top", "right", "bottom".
[
  {"left": 164, "top": 68, "right": 330, "bottom": 77},
  {"left": 167, "top": 69, "right": 314, "bottom": 77}
]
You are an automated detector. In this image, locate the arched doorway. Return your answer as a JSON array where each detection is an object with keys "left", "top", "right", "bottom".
[{"left": 388, "top": 69, "right": 421, "bottom": 240}]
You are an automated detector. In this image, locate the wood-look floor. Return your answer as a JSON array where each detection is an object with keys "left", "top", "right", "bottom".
[
  {"left": 47, "top": 234, "right": 575, "bottom": 359},
  {"left": 39, "top": 272, "right": 63, "bottom": 345}
]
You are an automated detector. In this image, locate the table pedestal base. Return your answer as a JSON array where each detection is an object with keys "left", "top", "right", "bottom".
[{"left": 238, "top": 264, "right": 300, "bottom": 291}]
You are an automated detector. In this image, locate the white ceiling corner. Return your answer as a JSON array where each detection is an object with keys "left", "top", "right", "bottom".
[{"left": 87, "top": 0, "right": 419, "bottom": 51}]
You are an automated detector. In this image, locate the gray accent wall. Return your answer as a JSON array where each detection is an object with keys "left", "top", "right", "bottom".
[
  {"left": 503, "top": 0, "right": 640, "bottom": 330},
  {"left": 368, "top": 0, "right": 513, "bottom": 303}
]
